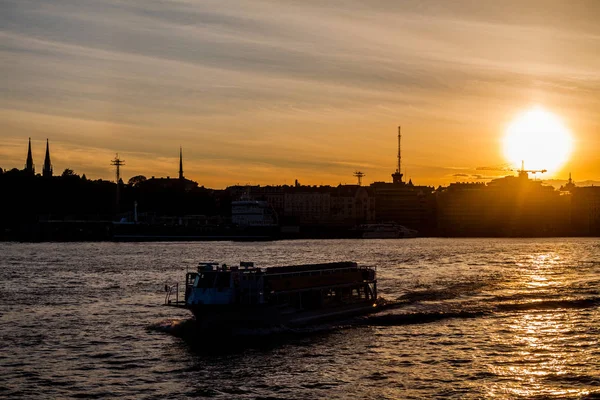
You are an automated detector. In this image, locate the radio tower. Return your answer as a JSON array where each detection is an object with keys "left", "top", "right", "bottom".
[
  {"left": 392, "top": 126, "right": 404, "bottom": 184},
  {"left": 354, "top": 171, "right": 365, "bottom": 186},
  {"left": 179, "top": 146, "right": 184, "bottom": 180},
  {"left": 111, "top": 154, "right": 125, "bottom": 211},
  {"left": 397, "top": 125, "right": 401, "bottom": 173}
]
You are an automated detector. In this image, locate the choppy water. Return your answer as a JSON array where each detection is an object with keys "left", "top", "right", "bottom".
[{"left": 1, "top": 238, "right": 599, "bottom": 399}]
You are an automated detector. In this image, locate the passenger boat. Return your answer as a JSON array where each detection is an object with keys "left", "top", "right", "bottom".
[
  {"left": 360, "top": 223, "right": 418, "bottom": 239},
  {"left": 231, "top": 199, "right": 278, "bottom": 227},
  {"left": 165, "top": 261, "right": 378, "bottom": 330}
]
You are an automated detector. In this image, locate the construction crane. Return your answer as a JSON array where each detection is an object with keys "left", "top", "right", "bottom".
[{"left": 477, "top": 160, "right": 547, "bottom": 179}]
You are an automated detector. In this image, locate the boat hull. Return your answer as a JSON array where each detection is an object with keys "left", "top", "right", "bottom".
[{"left": 187, "top": 301, "right": 377, "bottom": 330}]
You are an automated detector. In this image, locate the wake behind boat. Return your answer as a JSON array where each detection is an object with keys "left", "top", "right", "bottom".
[{"left": 165, "top": 261, "right": 378, "bottom": 330}]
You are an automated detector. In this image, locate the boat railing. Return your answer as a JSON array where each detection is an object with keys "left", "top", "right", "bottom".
[
  {"left": 267, "top": 265, "right": 375, "bottom": 278},
  {"left": 164, "top": 282, "right": 184, "bottom": 305},
  {"left": 271, "top": 280, "right": 373, "bottom": 295}
]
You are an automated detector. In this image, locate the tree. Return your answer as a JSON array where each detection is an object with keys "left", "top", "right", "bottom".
[
  {"left": 61, "top": 168, "right": 78, "bottom": 178},
  {"left": 128, "top": 175, "right": 147, "bottom": 187}
]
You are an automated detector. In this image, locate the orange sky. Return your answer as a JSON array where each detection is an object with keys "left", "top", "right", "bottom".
[{"left": 2, "top": 0, "right": 599, "bottom": 188}]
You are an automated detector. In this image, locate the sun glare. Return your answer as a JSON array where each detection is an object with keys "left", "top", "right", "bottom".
[{"left": 503, "top": 106, "right": 573, "bottom": 174}]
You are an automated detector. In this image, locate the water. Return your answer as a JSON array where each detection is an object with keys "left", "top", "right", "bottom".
[{"left": 1, "top": 238, "right": 599, "bottom": 399}]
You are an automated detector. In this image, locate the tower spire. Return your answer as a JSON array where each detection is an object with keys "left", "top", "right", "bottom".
[
  {"left": 564, "top": 172, "right": 576, "bottom": 192},
  {"left": 391, "top": 126, "right": 404, "bottom": 184},
  {"left": 179, "top": 146, "right": 184, "bottom": 180},
  {"left": 25, "top": 137, "right": 35, "bottom": 174},
  {"left": 397, "top": 125, "right": 401, "bottom": 173},
  {"left": 43, "top": 139, "right": 52, "bottom": 177}
]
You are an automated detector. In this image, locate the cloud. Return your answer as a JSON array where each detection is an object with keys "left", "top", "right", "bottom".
[{"left": 1, "top": 0, "right": 600, "bottom": 186}]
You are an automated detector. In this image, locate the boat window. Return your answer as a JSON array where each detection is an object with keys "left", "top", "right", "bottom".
[
  {"left": 215, "top": 272, "right": 231, "bottom": 287},
  {"left": 196, "top": 272, "right": 215, "bottom": 288}
]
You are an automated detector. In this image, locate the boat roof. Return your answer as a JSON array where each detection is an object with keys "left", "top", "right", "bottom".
[
  {"left": 265, "top": 261, "right": 358, "bottom": 274},
  {"left": 196, "top": 261, "right": 366, "bottom": 274}
]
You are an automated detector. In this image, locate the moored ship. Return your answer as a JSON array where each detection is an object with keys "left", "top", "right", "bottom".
[
  {"left": 165, "top": 261, "right": 377, "bottom": 330},
  {"left": 231, "top": 199, "right": 278, "bottom": 227},
  {"left": 360, "top": 223, "right": 418, "bottom": 239}
]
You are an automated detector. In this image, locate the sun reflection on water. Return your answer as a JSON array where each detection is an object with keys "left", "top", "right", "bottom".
[
  {"left": 486, "top": 251, "right": 594, "bottom": 398},
  {"left": 514, "top": 253, "right": 565, "bottom": 291},
  {"left": 487, "top": 312, "right": 592, "bottom": 398}
]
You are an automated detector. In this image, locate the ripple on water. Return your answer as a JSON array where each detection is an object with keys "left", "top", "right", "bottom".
[{"left": 1, "top": 239, "right": 599, "bottom": 399}]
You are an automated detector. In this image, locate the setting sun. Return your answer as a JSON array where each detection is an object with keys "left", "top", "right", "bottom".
[{"left": 503, "top": 107, "right": 573, "bottom": 175}]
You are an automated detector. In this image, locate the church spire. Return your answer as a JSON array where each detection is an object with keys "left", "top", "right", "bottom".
[
  {"left": 25, "top": 137, "right": 35, "bottom": 174},
  {"left": 564, "top": 172, "right": 576, "bottom": 192},
  {"left": 43, "top": 139, "right": 53, "bottom": 177},
  {"left": 178, "top": 146, "right": 184, "bottom": 180}
]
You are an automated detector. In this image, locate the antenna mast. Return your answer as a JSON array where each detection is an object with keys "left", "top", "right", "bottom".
[
  {"left": 111, "top": 153, "right": 125, "bottom": 183},
  {"left": 397, "top": 125, "right": 401, "bottom": 173},
  {"left": 111, "top": 154, "right": 125, "bottom": 212},
  {"left": 354, "top": 171, "right": 365, "bottom": 186},
  {"left": 179, "top": 146, "right": 184, "bottom": 180}
]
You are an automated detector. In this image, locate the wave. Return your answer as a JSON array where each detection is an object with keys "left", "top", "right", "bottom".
[
  {"left": 395, "top": 281, "right": 492, "bottom": 303},
  {"left": 146, "top": 319, "right": 191, "bottom": 336},
  {"left": 364, "top": 310, "right": 487, "bottom": 326},
  {"left": 148, "top": 296, "right": 600, "bottom": 340},
  {"left": 147, "top": 318, "right": 339, "bottom": 343},
  {"left": 543, "top": 373, "right": 600, "bottom": 386},
  {"left": 362, "top": 295, "right": 600, "bottom": 328},
  {"left": 494, "top": 297, "right": 600, "bottom": 312}
]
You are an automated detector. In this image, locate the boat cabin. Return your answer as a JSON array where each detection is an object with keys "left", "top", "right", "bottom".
[{"left": 166, "top": 261, "right": 377, "bottom": 312}]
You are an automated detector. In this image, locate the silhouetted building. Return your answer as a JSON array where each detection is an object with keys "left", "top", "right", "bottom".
[
  {"left": 43, "top": 139, "right": 52, "bottom": 178},
  {"left": 436, "top": 182, "right": 487, "bottom": 235},
  {"left": 571, "top": 186, "right": 600, "bottom": 235},
  {"left": 560, "top": 173, "right": 576, "bottom": 192},
  {"left": 391, "top": 171, "right": 403, "bottom": 185},
  {"left": 25, "top": 138, "right": 34, "bottom": 175},
  {"left": 227, "top": 184, "right": 376, "bottom": 226},
  {"left": 370, "top": 181, "right": 436, "bottom": 232},
  {"left": 437, "top": 175, "right": 570, "bottom": 236},
  {"left": 330, "top": 185, "right": 375, "bottom": 226},
  {"left": 144, "top": 176, "right": 198, "bottom": 191},
  {"left": 363, "top": 125, "right": 436, "bottom": 233},
  {"left": 143, "top": 148, "right": 198, "bottom": 191},
  {"left": 284, "top": 186, "right": 332, "bottom": 224}
]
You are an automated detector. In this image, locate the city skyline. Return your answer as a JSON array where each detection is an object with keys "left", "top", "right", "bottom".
[
  {"left": 7, "top": 136, "right": 600, "bottom": 190},
  {"left": 2, "top": 1, "right": 600, "bottom": 187}
]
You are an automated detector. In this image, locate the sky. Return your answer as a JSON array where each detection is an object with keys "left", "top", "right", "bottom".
[{"left": 1, "top": 0, "right": 600, "bottom": 188}]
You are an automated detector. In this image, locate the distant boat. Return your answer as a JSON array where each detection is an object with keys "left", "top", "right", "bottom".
[
  {"left": 231, "top": 199, "right": 278, "bottom": 227},
  {"left": 165, "top": 261, "right": 378, "bottom": 330},
  {"left": 360, "top": 223, "right": 418, "bottom": 239}
]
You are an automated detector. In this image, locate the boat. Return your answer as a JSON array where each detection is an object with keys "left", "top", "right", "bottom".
[
  {"left": 360, "top": 222, "right": 418, "bottom": 239},
  {"left": 165, "top": 261, "right": 378, "bottom": 330},
  {"left": 231, "top": 199, "right": 278, "bottom": 227}
]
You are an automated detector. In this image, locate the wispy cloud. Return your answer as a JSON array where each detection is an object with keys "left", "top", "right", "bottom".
[{"left": 2, "top": 0, "right": 600, "bottom": 186}]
